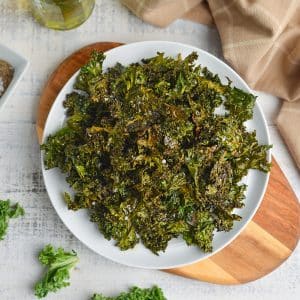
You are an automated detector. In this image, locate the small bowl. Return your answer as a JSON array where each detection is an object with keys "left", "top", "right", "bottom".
[{"left": 0, "top": 43, "right": 29, "bottom": 110}]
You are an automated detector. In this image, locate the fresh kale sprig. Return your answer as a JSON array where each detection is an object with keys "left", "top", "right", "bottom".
[
  {"left": 0, "top": 199, "right": 24, "bottom": 240},
  {"left": 34, "top": 244, "right": 79, "bottom": 298},
  {"left": 91, "top": 286, "right": 167, "bottom": 300}
]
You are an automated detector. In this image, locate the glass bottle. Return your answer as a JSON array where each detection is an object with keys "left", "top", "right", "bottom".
[{"left": 31, "top": 0, "right": 95, "bottom": 30}]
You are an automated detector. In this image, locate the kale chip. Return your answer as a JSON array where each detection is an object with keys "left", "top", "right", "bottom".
[{"left": 42, "top": 51, "right": 271, "bottom": 254}]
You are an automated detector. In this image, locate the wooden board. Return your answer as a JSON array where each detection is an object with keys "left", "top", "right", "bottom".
[{"left": 36, "top": 42, "right": 300, "bottom": 285}]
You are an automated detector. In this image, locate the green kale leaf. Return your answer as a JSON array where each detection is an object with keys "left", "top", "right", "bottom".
[
  {"left": 91, "top": 286, "right": 167, "bottom": 300},
  {"left": 34, "top": 244, "right": 79, "bottom": 298},
  {"left": 0, "top": 199, "right": 24, "bottom": 240}
]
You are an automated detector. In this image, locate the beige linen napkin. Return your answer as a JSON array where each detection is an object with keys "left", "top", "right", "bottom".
[{"left": 122, "top": 0, "right": 300, "bottom": 169}]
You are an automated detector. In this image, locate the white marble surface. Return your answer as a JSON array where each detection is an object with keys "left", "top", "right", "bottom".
[{"left": 0, "top": 1, "right": 299, "bottom": 299}]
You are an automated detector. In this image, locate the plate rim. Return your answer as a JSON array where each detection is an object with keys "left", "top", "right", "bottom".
[{"left": 41, "top": 41, "right": 271, "bottom": 269}]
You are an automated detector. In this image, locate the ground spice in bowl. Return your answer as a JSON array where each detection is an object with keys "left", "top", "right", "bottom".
[{"left": 0, "top": 59, "right": 14, "bottom": 97}]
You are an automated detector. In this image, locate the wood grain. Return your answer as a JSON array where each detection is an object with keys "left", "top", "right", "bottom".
[{"left": 36, "top": 42, "right": 300, "bottom": 285}]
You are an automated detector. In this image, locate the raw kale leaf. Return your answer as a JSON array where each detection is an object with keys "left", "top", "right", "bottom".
[
  {"left": 91, "top": 286, "right": 167, "bottom": 300},
  {"left": 0, "top": 199, "right": 24, "bottom": 240},
  {"left": 42, "top": 51, "right": 271, "bottom": 254},
  {"left": 34, "top": 244, "right": 79, "bottom": 298}
]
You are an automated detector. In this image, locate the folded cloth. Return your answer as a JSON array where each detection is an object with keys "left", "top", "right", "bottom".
[{"left": 122, "top": 0, "right": 300, "bottom": 169}]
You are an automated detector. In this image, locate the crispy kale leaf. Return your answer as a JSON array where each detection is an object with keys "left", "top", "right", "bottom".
[
  {"left": 42, "top": 51, "right": 271, "bottom": 254},
  {"left": 34, "top": 244, "right": 79, "bottom": 298},
  {"left": 0, "top": 199, "right": 24, "bottom": 240},
  {"left": 91, "top": 286, "right": 167, "bottom": 300}
]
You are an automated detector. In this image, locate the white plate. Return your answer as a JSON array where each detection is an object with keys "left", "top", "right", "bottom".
[
  {"left": 42, "top": 41, "right": 271, "bottom": 269},
  {"left": 0, "top": 43, "right": 29, "bottom": 110}
]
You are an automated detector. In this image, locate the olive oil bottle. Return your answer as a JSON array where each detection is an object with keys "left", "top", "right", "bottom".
[{"left": 31, "top": 0, "right": 95, "bottom": 30}]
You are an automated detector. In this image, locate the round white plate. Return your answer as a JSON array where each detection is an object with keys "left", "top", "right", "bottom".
[{"left": 42, "top": 41, "right": 271, "bottom": 269}]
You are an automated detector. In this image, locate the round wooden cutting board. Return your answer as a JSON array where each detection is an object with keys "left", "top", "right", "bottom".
[{"left": 36, "top": 42, "right": 300, "bottom": 285}]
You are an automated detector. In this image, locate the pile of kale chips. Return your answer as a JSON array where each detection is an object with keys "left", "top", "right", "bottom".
[{"left": 42, "top": 51, "right": 271, "bottom": 254}]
